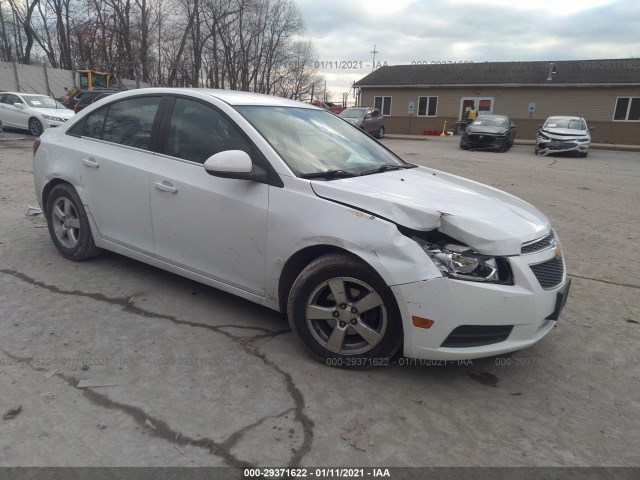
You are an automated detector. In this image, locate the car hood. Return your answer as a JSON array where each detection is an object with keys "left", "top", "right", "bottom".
[
  {"left": 36, "top": 108, "right": 75, "bottom": 119},
  {"left": 466, "top": 126, "right": 507, "bottom": 135},
  {"left": 310, "top": 167, "right": 550, "bottom": 255},
  {"left": 540, "top": 127, "right": 588, "bottom": 139}
]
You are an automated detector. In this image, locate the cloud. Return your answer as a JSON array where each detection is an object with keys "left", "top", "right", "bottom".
[{"left": 295, "top": 0, "right": 640, "bottom": 101}]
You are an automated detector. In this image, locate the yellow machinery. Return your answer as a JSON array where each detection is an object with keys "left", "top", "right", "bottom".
[{"left": 76, "top": 70, "right": 111, "bottom": 90}]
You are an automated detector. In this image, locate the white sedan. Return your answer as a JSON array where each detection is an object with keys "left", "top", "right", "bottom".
[
  {"left": 0, "top": 91, "right": 74, "bottom": 135},
  {"left": 33, "top": 88, "right": 570, "bottom": 367}
]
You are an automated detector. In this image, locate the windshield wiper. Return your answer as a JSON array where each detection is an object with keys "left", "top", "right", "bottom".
[
  {"left": 300, "top": 169, "right": 358, "bottom": 179},
  {"left": 359, "top": 163, "right": 417, "bottom": 176}
]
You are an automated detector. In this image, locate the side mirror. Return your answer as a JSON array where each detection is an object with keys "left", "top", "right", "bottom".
[
  {"left": 588, "top": 127, "right": 595, "bottom": 131},
  {"left": 511, "top": 124, "right": 516, "bottom": 128},
  {"left": 14, "top": 102, "right": 24, "bottom": 108},
  {"left": 204, "top": 150, "right": 254, "bottom": 180},
  {"left": 538, "top": 123, "right": 543, "bottom": 129}
]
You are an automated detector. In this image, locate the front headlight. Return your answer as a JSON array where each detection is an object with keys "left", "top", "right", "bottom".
[
  {"left": 577, "top": 137, "right": 590, "bottom": 142},
  {"left": 42, "top": 114, "right": 65, "bottom": 122},
  {"left": 537, "top": 132, "right": 549, "bottom": 140}
]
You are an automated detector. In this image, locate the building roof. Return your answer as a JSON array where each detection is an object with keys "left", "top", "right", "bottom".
[{"left": 354, "top": 59, "right": 640, "bottom": 88}]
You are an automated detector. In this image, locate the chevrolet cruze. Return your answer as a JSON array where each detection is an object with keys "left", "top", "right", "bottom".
[{"left": 33, "top": 88, "right": 570, "bottom": 367}]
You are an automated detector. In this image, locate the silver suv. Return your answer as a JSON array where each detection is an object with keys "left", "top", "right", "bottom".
[{"left": 339, "top": 107, "right": 385, "bottom": 139}]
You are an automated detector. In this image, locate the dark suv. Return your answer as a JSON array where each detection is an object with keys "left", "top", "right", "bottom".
[{"left": 74, "top": 91, "right": 118, "bottom": 113}]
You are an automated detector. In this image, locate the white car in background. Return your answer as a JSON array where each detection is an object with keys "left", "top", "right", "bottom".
[
  {"left": 33, "top": 88, "right": 570, "bottom": 367},
  {"left": 0, "top": 92, "right": 74, "bottom": 136},
  {"left": 536, "top": 116, "right": 591, "bottom": 157}
]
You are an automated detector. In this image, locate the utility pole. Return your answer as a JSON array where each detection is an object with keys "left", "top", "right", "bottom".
[{"left": 371, "top": 45, "right": 379, "bottom": 72}]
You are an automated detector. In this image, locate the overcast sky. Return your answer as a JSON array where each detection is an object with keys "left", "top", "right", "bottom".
[{"left": 295, "top": 0, "right": 640, "bottom": 102}]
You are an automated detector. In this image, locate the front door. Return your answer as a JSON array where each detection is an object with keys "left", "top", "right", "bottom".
[
  {"left": 460, "top": 97, "right": 494, "bottom": 121},
  {"left": 150, "top": 97, "right": 268, "bottom": 295}
]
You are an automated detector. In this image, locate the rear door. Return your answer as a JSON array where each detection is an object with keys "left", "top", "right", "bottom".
[
  {"left": 150, "top": 96, "right": 269, "bottom": 295},
  {"left": 67, "top": 95, "right": 164, "bottom": 253}
]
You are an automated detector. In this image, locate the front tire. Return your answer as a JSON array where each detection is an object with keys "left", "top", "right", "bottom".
[
  {"left": 287, "top": 253, "right": 403, "bottom": 367},
  {"left": 29, "top": 117, "right": 44, "bottom": 136},
  {"left": 376, "top": 126, "right": 385, "bottom": 139},
  {"left": 45, "top": 183, "right": 102, "bottom": 260}
]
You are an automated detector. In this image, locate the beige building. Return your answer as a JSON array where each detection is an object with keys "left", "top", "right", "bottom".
[{"left": 354, "top": 59, "right": 640, "bottom": 144}]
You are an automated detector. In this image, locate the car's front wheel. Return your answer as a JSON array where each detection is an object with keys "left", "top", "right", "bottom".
[
  {"left": 287, "top": 253, "right": 403, "bottom": 367},
  {"left": 28, "top": 117, "right": 43, "bottom": 136},
  {"left": 45, "top": 183, "right": 102, "bottom": 260},
  {"left": 376, "top": 126, "right": 385, "bottom": 139}
]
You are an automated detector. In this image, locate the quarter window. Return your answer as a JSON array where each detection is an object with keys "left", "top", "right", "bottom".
[
  {"left": 418, "top": 96, "right": 438, "bottom": 117},
  {"left": 613, "top": 97, "right": 640, "bottom": 121},
  {"left": 374, "top": 96, "right": 392, "bottom": 116},
  {"left": 166, "top": 98, "right": 251, "bottom": 164}
]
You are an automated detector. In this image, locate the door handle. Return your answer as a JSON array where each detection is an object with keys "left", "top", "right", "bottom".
[
  {"left": 82, "top": 157, "right": 99, "bottom": 168},
  {"left": 154, "top": 181, "right": 178, "bottom": 193}
]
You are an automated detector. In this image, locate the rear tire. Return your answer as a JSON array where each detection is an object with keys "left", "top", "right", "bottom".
[
  {"left": 45, "top": 183, "right": 102, "bottom": 260},
  {"left": 287, "top": 253, "right": 403, "bottom": 368}
]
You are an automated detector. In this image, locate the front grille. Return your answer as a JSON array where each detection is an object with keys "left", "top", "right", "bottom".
[
  {"left": 441, "top": 325, "right": 514, "bottom": 348},
  {"left": 522, "top": 231, "right": 555, "bottom": 254},
  {"left": 548, "top": 142, "right": 577, "bottom": 150},
  {"left": 469, "top": 134, "right": 495, "bottom": 143},
  {"left": 530, "top": 256, "right": 564, "bottom": 289}
]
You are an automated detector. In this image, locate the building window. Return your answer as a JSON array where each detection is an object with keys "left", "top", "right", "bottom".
[
  {"left": 418, "top": 96, "right": 438, "bottom": 117},
  {"left": 374, "top": 96, "right": 392, "bottom": 116},
  {"left": 613, "top": 97, "right": 640, "bottom": 121}
]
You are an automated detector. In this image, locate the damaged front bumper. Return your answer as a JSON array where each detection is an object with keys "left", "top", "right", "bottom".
[
  {"left": 536, "top": 133, "right": 590, "bottom": 156},
  {"left": 460, "top": 133, "right": 509, "bottom": 151},
  {"left": 391, "top": 242, "right": 568, "bottom": 360}
]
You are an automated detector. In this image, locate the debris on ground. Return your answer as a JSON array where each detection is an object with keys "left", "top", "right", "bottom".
[
  {"left": 76, "top": 380, "right": 118, "bottom": 389},
  {"left": 3, "top": 406, "right": 22, "bottom": 420},
  {"left": 97, "top": 423, "right": 107, "bottom": 430},
  {"left": 625, "top": 318, "right": 639, "bottom": 324},
  {"left": 40, "top": 392, "right": 57, "bottom": 402},
  {"left": 26, "top": 205, "right": 42, "bottom": 216},
  {"left": 81, "top": 365, "right": 89, "bottom": 371},
  {"left": 174, "top": 445, "right": 184, "bottom": 455},
  {"left": 43, "top": 368, "right": 58, "bottom": 380},
  {"left": 341, "top": 418, "right": 370, "bottom": 451},
  {"left": 145, "top": 419, "right": 157, "bottom": 430},
  {"left": 468, "top": 371, "right": 499, "bottom": 387},
  {"left": 411, "top": 399, "right": 424, "bottom": 406}
]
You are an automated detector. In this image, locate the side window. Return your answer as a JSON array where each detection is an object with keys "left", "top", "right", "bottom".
[
  {"left": 166, "top": 98, "right": 251, "bottom": 164},
  {"left": 6, "top": 94, "right": 19, "bottom": 105},
  {"left": 0, "top": 94, "right": 6, "bottom": 104},
  {"left": 101, "top": 96, "right": 161, "bottom": 150}
]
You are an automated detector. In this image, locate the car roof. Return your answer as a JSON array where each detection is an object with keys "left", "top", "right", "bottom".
[{"left": 93, "top": 87, "right": 317, "bottom": 109}]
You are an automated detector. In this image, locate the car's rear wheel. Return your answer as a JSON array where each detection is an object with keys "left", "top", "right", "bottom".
[
  {"left": 45, "top": 183, "right": 102, "bottom": 260},
  {"left": 287, "top": 253, "right": 403, "bottom": 367},
  {"left": 28, "top": 117, "right": 43, "bottom": 136}
]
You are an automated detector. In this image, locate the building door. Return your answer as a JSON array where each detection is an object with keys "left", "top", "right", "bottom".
[{"left": 459, "top": 97, "right": 494, "bottom": 120}]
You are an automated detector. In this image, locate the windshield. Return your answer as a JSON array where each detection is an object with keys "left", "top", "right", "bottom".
[
  {"left": 472, "top": 116, "right": 509, "bottom": 127},
  {"left": 22, "top": 95, "right": 63, "bottom": 109},
  {"left": 544, "top": 118, "right": 586, "bottom": 130},
  {"left": 339, "top": 108, "right": 365, "bottom": 119},
  {"left": 236, "top": 106, "right": 405, "bottom": 176}
]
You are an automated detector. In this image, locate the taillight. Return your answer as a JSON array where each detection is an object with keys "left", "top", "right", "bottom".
[
  {"left": 74, "top": 103, "right": 79, "bottom": 113},
  {"left": 33, "top": 137, "right": 41, "bottom": 156}
]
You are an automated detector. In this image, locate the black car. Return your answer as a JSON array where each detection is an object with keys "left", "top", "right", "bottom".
[
  {"left": 73, "top": 91, "right": 118, "bottom": 113},
  {"left": 460, "top": 115, "right": 516, "bottom": 152}
]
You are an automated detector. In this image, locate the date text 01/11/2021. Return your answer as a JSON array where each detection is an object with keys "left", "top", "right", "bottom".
[{"left": 243, "top": 468, "right": 391, "bottom": 478}]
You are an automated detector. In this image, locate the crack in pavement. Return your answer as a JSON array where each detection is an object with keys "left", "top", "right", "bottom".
[
  {"left": 569, "top": 273, "right": 640, "bottom": 289},
  {"left": 2, "top": 349, "right": 294, "bottom": 467},
  {"left": 0, "top": 268, "right": 315, "bottom": 467}
]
